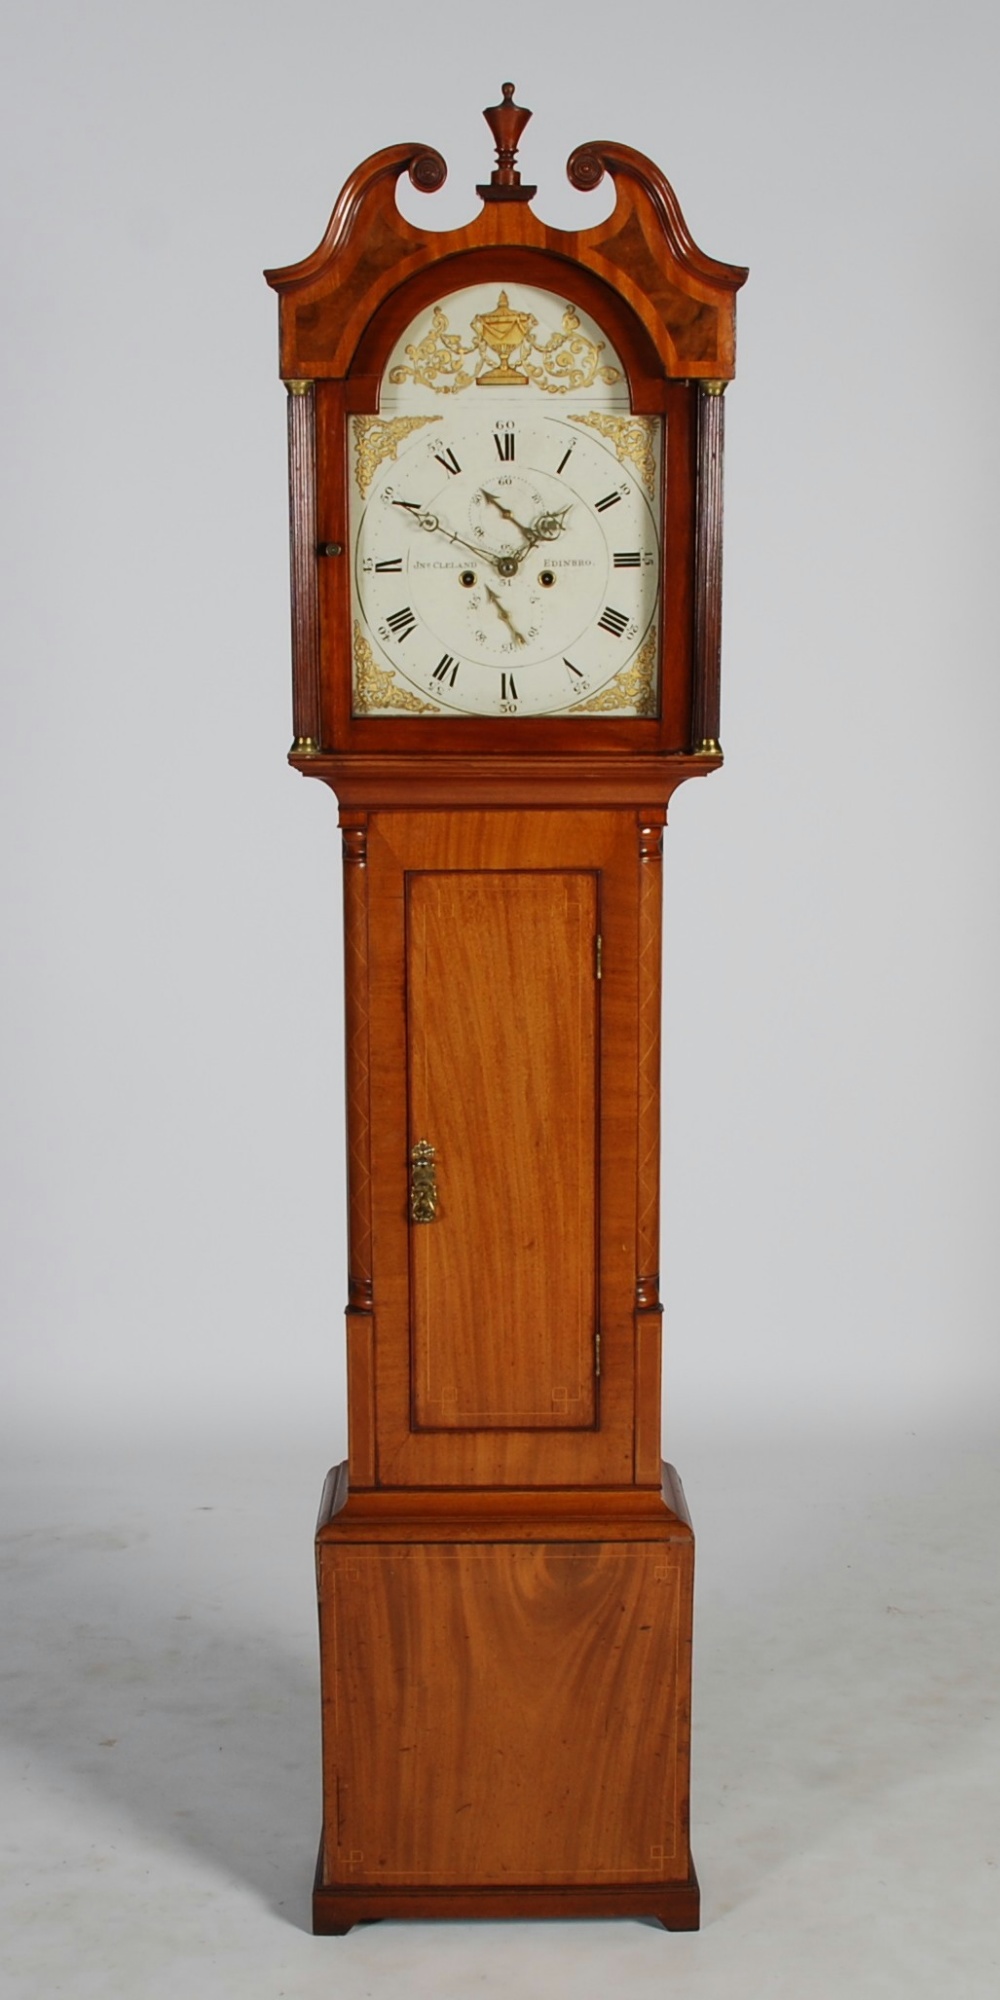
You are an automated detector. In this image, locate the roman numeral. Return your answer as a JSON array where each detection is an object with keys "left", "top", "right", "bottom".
[
  {"left": 391, "top": 499, "right": 421, "bottom": 513},
  {"left": 375, "top": 557, "right": 403, "bottom": 572},
  {"left": 556, "top": 446, "right": 574, "bottom": 475},
  {"left": 500, "top": 672, "right": 518, "bottom": 702},
  {"left": 595, "top": 490, "right": 622, "bottom": 513},
  {"left": 431, "top": 653, "right": 460, "bottom": 686},
  {"left": 563, "top": 658, "right": 585, "bottom": 678},
  {"left": 434, "top": 447, "right": 461, "bottom": 475},
  {"left": 613, "top": 551, "right": 641, "bottom": 567},
  {"left": 494, "top": 431, "right": 516, "bottom": 461},
  {"left": 597, "top": 606, "right": 629, "bottom": 637},
  {"left": 385, "top": 605, "right": 417, "bottom": 641}
]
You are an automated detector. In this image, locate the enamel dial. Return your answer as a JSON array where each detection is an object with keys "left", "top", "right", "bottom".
[{"left": 350, "top": 410, "right": 662, "bottom": 718}]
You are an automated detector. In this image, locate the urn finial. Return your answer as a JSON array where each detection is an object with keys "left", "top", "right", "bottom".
[{"left": 477, "top": 81, "right": 537, "bottom": 203}]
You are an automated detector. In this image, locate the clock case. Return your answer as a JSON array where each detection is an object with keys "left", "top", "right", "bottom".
[{"left": 266, "top": 93, "right": 745, "bottom": 1935}]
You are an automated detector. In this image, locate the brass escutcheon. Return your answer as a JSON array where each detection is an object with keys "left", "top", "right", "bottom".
[{"left": 409, "top": 1140, "right": 438, "bottom": 1223}]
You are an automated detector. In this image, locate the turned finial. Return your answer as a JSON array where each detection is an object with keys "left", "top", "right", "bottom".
[{"left": 477, "top": 82, "right": 537, "bottom": 203}]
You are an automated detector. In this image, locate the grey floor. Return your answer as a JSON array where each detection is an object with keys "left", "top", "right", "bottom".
[{"left": 2, "top": 1427, "right": 997, "bottom": 1999}]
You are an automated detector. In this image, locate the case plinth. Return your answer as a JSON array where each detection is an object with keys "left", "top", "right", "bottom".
[{"left": 313, "top": 1463, "right": 698, "bottom": 1932}]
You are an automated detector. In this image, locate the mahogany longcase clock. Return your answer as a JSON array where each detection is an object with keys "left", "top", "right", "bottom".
[{"left": 265, "top": 85, "right": 746, "bottom": 1934}]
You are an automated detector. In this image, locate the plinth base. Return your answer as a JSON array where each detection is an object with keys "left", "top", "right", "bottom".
[
  {"left": 313, "top": 1463, "right": 698, "bottom": 1934},
  {"left": 314, "top": 1845, "right": 700, "bottom": 1933}
]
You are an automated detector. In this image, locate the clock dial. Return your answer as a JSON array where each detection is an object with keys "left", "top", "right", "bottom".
[{"left": 351, "top": 409, "right": 661, "bottom": 718}]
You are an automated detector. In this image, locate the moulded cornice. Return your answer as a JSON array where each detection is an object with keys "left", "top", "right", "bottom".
[{"left": 264, "top": 125, "right": 746, "bottom": 382}]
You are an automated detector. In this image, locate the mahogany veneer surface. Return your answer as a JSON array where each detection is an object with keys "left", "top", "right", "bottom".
[
  {"left": 366, "top": 809, "right": 643, "bottom": 1489},
  {"left": 409, "top": 867, "right": 598, "bottom": 1430},
  {"left": 317, "top": 1525, "right": 694, "bottom": 1891},
  {"left": 266, "top": 91, "right": 743, "bottom": 1939}
]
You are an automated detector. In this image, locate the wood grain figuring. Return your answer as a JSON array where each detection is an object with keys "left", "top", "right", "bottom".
[
  {"left": 316, "top": 1459, "right": 696, "bottom": 1541},
  {"left": 365, "top": 811, "right": 639, "bottom": 1488},
  {"left": 285, "top": 382, "right": 322, "bottom": 747},
  {"left": 265, "top": 102, "right": 743, "bottom": 1935},
  {"left": 299, "top": 752, "right": 722, "bottom": 809},
  {"left": 265, "top": 140, "right": 746, "bottom": 383},
  {"left": 341, "top": 819, "right": 372, "bottom": 1308},
  {"left": 269, "top": 118, "right": 744, "bottom": 762},
  {"left": 408, "top": 870, "right": 597, "bottom": 1428},
  {"left": 344, "top": 1311, "right": 375, "bottom": 1488},
  {"left": 634, "top": 814, "right": 665, "bottom": 1482},
  {"left": 634, "top": 1308, "right": 664, "bottom": 1487},
  {"left": 636, "top": 815, "right": 664, "bottom": 1297},
  {"left": 692, "top": 383, "right": 726, "bottom": 750},
  {"left": 313, "top": 1874, "right": 699, "bottom": 1932},
  {"left": 344, "top": 246, "right": 665, "bottom": 403},
  {"left": 313, "top": 380, "right": 351, "bottom": 751},
  {"left": 318, "top": 1539, "right": 690, "bottom": 1887}
]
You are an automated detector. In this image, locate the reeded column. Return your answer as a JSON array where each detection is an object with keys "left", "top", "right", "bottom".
[
  {"left": 284, "top": 379, "right": 322, "bottom": 754},
  {"left": 691, "top": 380, "right": 726, "bottom": 756}
]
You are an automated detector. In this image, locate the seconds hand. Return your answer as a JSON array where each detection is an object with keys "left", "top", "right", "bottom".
[{"left": 483, "top": 583, "right": 527, "bottom": 647}]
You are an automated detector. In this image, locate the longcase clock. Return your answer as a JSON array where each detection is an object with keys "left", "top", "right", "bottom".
[{"left": 265, "top": 84, "right": 746, "bottom": 1934}]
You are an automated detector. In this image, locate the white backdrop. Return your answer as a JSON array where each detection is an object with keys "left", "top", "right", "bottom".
[{"left": 3, "top": 0, "right": 998, "bottom": 1455}]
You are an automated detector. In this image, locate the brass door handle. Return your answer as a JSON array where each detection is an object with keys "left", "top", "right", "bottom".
[{"left": 409, "top": 1140, "right": 438, "bottom": 1223}]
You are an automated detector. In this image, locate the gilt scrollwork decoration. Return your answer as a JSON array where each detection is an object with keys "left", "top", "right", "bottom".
[
  {"left": 570, "top": 628, "right": 659, "bottom": 717},
  {"left": 388, "top": 291, "right": 623, "bottom": 397},
  {"left": 352, "top": 415, "right": 439, "bottom": 496},
  {"left": 352, "top": 624, "right": 439, "bottom": 715},
  {"left": 568, "top": 414, "right": 658, "bottom": 496},
  {"left": 388, "top": 309, "right": 478, "bottom": 396}
]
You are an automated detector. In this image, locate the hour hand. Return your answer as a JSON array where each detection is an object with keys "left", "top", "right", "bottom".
[
  {"left": 414, "top": 510, "right": 501, "bottom": 569},
  {"left": 480, "top": 491, "right": 573, "bottom": 561}
]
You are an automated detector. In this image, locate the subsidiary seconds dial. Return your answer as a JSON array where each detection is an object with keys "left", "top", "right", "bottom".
[{"left": 351, "top": 410, "right": 661, "bottom": 717}]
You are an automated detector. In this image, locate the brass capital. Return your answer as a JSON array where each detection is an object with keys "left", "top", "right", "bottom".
[
  {"left": 701, "top": 379, "right": 727, "bottom": 396},
  {"left": 284, "top": 378, "right": 313, "bottom": 396}
]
